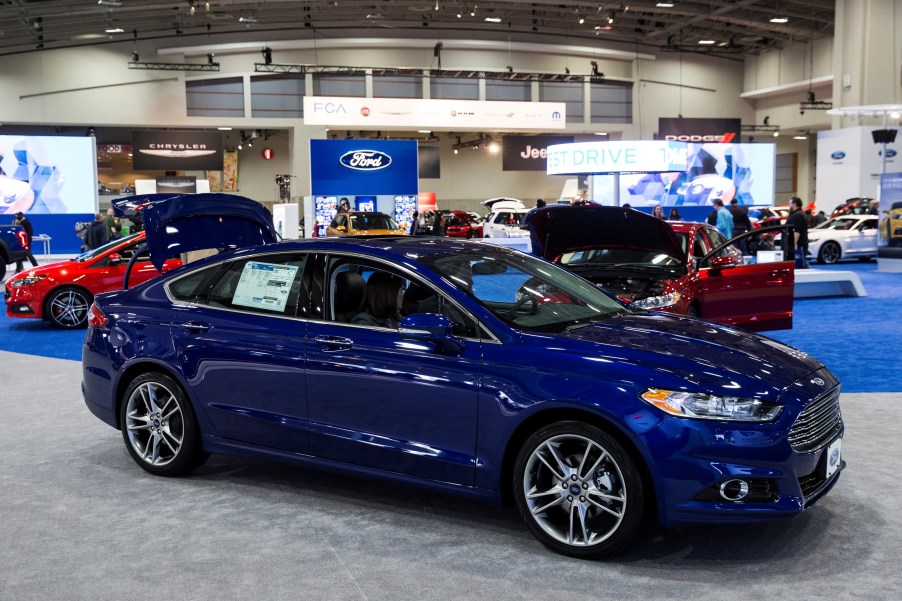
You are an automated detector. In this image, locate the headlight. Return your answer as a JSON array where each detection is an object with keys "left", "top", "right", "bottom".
[
  {"left": 640, "top": 388, "right": 783, "bottom": 422},
  {"left": 632, "top": 291, "right": 681, "bottom": 309},
  {"left": 8, "top": 274, "right": 48, "bottom": 287}
]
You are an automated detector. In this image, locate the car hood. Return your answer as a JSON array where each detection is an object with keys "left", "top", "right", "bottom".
[
  {"left": 534, "top": 206, "right": 684, "bottom": 262},
  {"left": 535, "top": 312, "right": 822, "bottom": 396},
  {"left": 6, "top": 259, "right": 78, "bottom": 281},
  {"left": 112, "top": 193, "right": 277, "bottom": 270}
]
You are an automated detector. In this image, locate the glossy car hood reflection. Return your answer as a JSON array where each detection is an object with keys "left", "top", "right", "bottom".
[
  {"left": 540, "top": 313, "right": 822, "bottom": 395},
  {"left": 533, "top": 205, "right": 684, "bottom": 261}
]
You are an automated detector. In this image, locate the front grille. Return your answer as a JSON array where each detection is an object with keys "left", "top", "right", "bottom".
[
  {"left": 788, "top": 387, "right": 842, "bottom": 453},
  {"left": 798, "top": 472, "right": 825, "bottom": 498}
]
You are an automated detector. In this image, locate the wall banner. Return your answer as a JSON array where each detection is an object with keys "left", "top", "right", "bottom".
[
  {"left": 502, "top": 135, "right": 574, "bottom": 171},
  {"left": 878, "top": 172, "right": 902, "bottom": 262},
  {"left": 132, "top": 131, "right": 224, "bottom": 171},
  {"left": 658, "top": 118, "right": 742, "bottom": 143},
  {"left": 547, "top": 141, "right": 689, "bottom": 175},
  {"left": 310, "top": 139, "right": 418, "bottom": 196},
  {"left": 303, "top": 96, "right": 566, "bottom": 130},
  {"left": 155, "top": 176, "right": 197, "bottom": 194}
]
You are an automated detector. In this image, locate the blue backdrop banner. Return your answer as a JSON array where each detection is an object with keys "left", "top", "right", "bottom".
[{"left": 310, "top": 140, "right": 419, "bottom": 196}]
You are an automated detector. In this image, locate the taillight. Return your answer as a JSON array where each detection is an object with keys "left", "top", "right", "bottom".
[
  {"left": 87, "top": 303, "right": 108, "bottom": 328},
  {"left": 16, "top": 230, "right": 28, "bottom": 249}
]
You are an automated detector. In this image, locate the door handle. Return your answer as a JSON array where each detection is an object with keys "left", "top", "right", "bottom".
[
  {"left": 313, "top": 335, "right": 354, "bottom": 352},
  {"left": 179, "top": 321, "right": 212, "bottom": 333}
]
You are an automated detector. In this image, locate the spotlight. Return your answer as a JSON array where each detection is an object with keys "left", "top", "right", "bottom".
[
  {"left": 131, "top": 50, "right": 139, "bottom": 62},
  {"left": 565, "top": 67, "right": 570, "bottom": 74},
  {"left": 763, "top": 116, "right": 770, "bottom": 126},
  {"left": 507, "top": 65, "right": 513, "bottom": 73},
  {"left": 207, "top": 53, "right": 215, "bottom": 65},
  {"left": 262, "top": 46, "right": 272, "bottom": 65},
  {"left": 454, "top": 148, "right": 459, "bottom": 154},
  {"left": 237, "top": 143, "right": 243, "bottom": 150},
  {"left": 488, "top": 141, "right": 500, "bottom": 153}
]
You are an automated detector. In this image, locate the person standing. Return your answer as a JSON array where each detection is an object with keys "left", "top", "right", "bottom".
[
  {"left": 729, "top": 199, "right": 752, "bottom": 253},
  {"left": 713, "top": 199, "right": 733, "bottom": 240},
  {"left": 12, "top": 211, "right": 39, "bottom": 273},
  {"left": 787, "top": 197, "right": 810, "bottom": 269},
  {"left": 668, "top": 208, "right": 682, "bottom": 221},
  {"left": 337, "top": 198, "right": 351, "bottom": 214},
  {"left": 521, "top": 198, "right": 547, "bottom": 256},
  {"left": 84, "top": 213, "right": 108, "bottom": 250},
  {"left": 652, "top": 205, "right": 665, "bottom": 219},
  {"left": 409, "top": 211, "right": 420, "bottom": 236},
  {"left": 103, "top": 208, "right": 117, "bottom": 240}
]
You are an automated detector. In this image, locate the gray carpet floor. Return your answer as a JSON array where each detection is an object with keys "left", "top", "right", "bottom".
[{"left": 1, "top": 350, "right": 900, "bottom": 601}]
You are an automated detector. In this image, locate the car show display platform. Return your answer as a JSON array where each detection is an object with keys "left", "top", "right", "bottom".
[{"left": 794, "top": 268, "right": 867, "bottom": 298}]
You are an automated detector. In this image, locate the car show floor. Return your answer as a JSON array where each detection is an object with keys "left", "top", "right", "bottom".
[{"left": 0, "top": 350, "right": 900, "bottom": 601}]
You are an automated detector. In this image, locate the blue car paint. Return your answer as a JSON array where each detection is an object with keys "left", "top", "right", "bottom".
[{"left": 82, "top": 236, "right": 843, "bottom": 530}]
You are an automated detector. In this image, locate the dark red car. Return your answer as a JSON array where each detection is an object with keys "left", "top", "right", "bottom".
[
  {"left": 5, "top": 232, "right": 181, "bottom": 328},
  {"left": 443, "top": 210, "right": 484, "bottom": 239},
  {"left": 534, "top": 205, "right": 795, "bottom": 332}
]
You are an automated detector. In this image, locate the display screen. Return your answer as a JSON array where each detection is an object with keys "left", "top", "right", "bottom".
[
  {"left": 0, "top": 135, "right": 97, "bottom": 215},
  {"left": 314, "top": 195, "right": 338, "bottom": 238},
  {"left": 592, "top": 143, "right": 775, "bottom": 207},
  {"left": 394, "top": 195, "right": 418, "bottom": 233}
]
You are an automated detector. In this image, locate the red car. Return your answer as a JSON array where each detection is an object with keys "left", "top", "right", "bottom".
[
  {"left": 534, "top": 205, "right": 795, "bottom": 332},
  {"left": 5, "top": 232, "right": 181, "bottom": 329},
  {"left": 442, "top": 210, "right": 484, "bottom": 239}
]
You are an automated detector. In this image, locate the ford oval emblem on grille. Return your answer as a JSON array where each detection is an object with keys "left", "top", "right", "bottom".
[
  {"left": 339, "top": 150, "right": 392, "bottom": 171},
  {"left": 831, "top": 151, "right": 845, "bottom": 160},
  {"left": 811, "top": 377, "right": 825, "bottom": 386}
]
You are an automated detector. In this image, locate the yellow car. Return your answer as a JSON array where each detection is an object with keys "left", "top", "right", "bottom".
[
  {"left": 881, "top": 201, "right": 902, "bottom": 247},
  {"left": 326, "top": 212, "right": 407, "bottom": 236}
]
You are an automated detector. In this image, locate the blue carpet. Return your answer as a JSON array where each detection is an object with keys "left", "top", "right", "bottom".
[{"left": 2, "top": 261, "right": 899, "bottom": 392}]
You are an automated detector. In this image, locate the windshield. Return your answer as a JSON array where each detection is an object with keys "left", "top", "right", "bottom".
[
  {"left": 75, "top": 233, "right": 141, "bottom": 262},
  {"left": 558, "top": 248, "right": 682, "bottom": 269},
  {"left": 350, "top": 214, "right": 398, "bottom": 231},
  {"left": 418, "top": 248, "right": 630, "bottom": 333}
]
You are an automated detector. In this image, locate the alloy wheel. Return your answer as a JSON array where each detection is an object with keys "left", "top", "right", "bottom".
[
  {"left": 48, "top": 289, "right": 90, "bottom": 328},
  {"left": 124, "top": 381, "right": 185, "bottom": 467}
]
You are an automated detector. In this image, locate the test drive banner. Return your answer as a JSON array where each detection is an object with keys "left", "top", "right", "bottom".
[
  {"left": 133, "top": 131, "right": 224, "bottom": 171},
  {"left": 502, "top": 135, "right": 574, "bottom": 171},
  {"left": 658, "top": 118, "right": 741, "bottom": 143}
]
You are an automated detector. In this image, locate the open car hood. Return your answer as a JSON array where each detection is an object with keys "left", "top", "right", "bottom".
[
  {"left": 112, "top": 193, "right": 277, "bottom": 270},
  {"left": 534, "top": 205, "right": 684, "bottom": 262}
]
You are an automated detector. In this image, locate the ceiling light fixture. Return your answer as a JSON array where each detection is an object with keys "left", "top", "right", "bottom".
[
  {"left": 656, "top": 2, "right": 674, "bottom": 6},
  {"left": 769, "top": 17, "right": 789, "bottom": 24},
  {"left": 106, "top": 27, "right": 124, "bottom": 33},
  {"left": 97, "top": 0, "right": 123, "bottom": 5},
  {"left": 484, "top": 17, "right": 501, "bottom": 23},
  {"left": 698, "top": 40, "right": 716, "bottom": 45}
]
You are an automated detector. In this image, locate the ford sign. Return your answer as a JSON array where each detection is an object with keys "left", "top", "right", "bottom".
[
  {"left": 340, "top": 150, "right": 392, "bottom": 171},
  {"left": 831, "top": 151, "right": 846, "bottom": 160},
  {"left": 881, "top": 149, "right": 897, "bottom": 158}
]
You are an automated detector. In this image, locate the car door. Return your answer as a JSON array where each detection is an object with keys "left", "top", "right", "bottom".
[
  {"left": 305, "top": 255, "right": 481, "bottom": 486},
  {"left": 692, "top": 224, "right": 795, "bottom": 332},
  {"left": 168, "top": 252, "right": 311, "bottom": 453},
  {"left": 852, "top": 218, "right": 878, "bottom": 254}
]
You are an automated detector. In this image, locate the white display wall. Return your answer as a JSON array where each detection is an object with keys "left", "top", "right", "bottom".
[{"left": 815, "top": 126, "right": 901, "bottom": 212}]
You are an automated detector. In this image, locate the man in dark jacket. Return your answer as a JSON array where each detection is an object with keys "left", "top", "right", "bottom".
[
  {"left": 729, "top": 199, "right": 752, "bottom": 254},
  {"left": 84, "top": 213, "right": 108, "bottom": 250},
  {"left": 787, "top": 197, "right": 809, "bottom": 269},
  {"left": 13, "top": 211, "right": 39, "bottom": 273}
]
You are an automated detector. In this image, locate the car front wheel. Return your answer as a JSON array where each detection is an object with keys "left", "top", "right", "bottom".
[
  {"left": 818, "top": 241, "right": 841, "bottom": 264},
  {"left": 514, "top": 421, "right": 644, "bottom": 558},
  {"left": 120, "top": 373, "right": 208, "bottom": 476},
  {"left": 46, "top": 287, "right": 92, "bottom": 329}
]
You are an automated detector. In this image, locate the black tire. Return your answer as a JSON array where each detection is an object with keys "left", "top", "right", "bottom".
[
  {"left": 818, "top": 241, "right": 841, "bottom": 264},
  {"left": 687, "top": 304, "right": 701, "bottom": 319},
  {"left": 120, "top": 373, "right": 208, "bottom": 476},
  {"left": 0, "top": 260, "right": 6, "bottom": 281},
  {"left": 45, "top": 286, "right": 92, "bottom": 329},
  {"left": 513, "top": 421, "right": 644, "bottom": 558},
  {"left": 466, "top": 229, "right": 474, "bottom": 239}
]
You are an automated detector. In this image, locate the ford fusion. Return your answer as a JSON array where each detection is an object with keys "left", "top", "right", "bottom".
[{"left": 81, "top": 201, "right": 843, "bottom": 558}]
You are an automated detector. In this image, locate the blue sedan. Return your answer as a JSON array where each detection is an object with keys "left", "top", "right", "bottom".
[{"left": 81, "top": 195, "right": 844, "bottom": 558}]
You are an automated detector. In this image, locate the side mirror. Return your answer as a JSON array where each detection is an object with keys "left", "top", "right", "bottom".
[
  {"left": 108, "top": 253, "right": 123, "bottom": 265},
  {"left": 709, "top": 255, "right": 738, "bottom": 270},
  {"left": 398, "top": 313, "right": 464, "bottom": 354}
]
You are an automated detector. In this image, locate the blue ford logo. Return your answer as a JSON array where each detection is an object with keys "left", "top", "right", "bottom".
[
  {"left": 831, "top": 151, "right": 845, "bottom": 160},
  {"left": 882, "top": 149, "right": 898, "bottom": 158},
  {"left": 339, "top": 150, "right": 392, "bottom": 171},
  {"left": 829, "top": 448, "right": 840, "bottom": 466}
]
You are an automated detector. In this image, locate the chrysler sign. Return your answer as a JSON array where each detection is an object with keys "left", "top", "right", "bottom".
[{"left": 132, "top": 131, "right": 223, "bottom": 171}]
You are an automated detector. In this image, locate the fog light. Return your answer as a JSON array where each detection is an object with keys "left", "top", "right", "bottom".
[{"left": 719, "top": 479, "right": 750, "bottom": 501}]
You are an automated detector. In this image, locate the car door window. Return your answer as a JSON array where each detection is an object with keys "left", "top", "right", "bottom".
[
  {"left": 325, "top": 258, "right": 480, "bottom": 338},
  {"left": 199, "top": 254, "right": 308, "bottom": 317},
  {"left": 167, "top": 265, "right": 221, "bottom": 303}
]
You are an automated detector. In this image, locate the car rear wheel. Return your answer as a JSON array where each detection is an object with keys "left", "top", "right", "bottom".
[
  {"left": 514, "top": 421, "right": 644, "bottom": 558},
  {"left": 120, "top": 373, "right": 208, "bottom": 476},
  {"left": 0, "top": 261, "right": 6, "bottom": 281},
  {"left": 818, "top": 241, "right": 841, "bottom": 264},
  {"left": 46, "top": 287, "right": 92, "bottom": 329}
]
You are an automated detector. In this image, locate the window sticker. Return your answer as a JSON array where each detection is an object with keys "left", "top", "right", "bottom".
[{"left": 232, "top": 261, "right": 299, "bottom": 313}]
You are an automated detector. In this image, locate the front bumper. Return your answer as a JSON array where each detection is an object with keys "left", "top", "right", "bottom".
[
  {"left": 4, "top": 284, "right": 42, "bottom": 319},
  {"left": 643, "top": 368, "right": 845, "bottom": 527}
]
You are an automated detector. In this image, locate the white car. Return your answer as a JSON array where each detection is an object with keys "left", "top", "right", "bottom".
[
  {"left": 481, "top": 198, "right": 530, "bottom": 238},
  {"left": 807, "top": 214, "right": 879, "bottom": 264}
]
